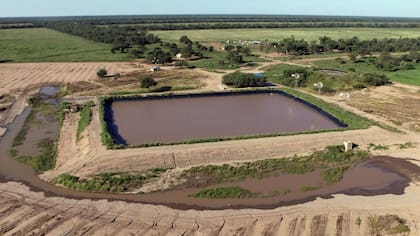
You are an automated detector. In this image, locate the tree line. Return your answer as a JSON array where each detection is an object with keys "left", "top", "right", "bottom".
[
  {"left": 43, "top": 22, "right": 161, "bottom": 55},
  {"left": 264, "top": 36, "right": 420, "bottom": 55},
  {"left": 74, "top": 15, "right": 420, "bottom": 25},
  {"left": 0, "top": 23, "right": 40, "bottom": 29},
  {"left": 115, "top": 22, "right": 420, "bottom": 31}
]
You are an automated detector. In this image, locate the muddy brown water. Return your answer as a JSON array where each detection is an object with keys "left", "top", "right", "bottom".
[
  {"left": 0, "top": 110, "right": 419, "bottom": 210},
  {"left": 107, "top": 93, "right": 343, "bottom": 145},
  {"left": 15, "top": 111, "right": 59, "bottom": 157}
]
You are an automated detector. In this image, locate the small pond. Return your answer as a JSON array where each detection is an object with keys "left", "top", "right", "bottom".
[{"left": 105, "top": 91, "right": 346, "bottom": 146}]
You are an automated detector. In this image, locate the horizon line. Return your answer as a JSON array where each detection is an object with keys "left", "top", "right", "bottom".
[{"left": 1, "top": 13, "right": 420, "bottom": 20}]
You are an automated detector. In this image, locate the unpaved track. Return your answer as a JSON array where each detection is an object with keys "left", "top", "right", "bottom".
[{"left": 0, "top": 181, "right": 420, "bottom": 235}]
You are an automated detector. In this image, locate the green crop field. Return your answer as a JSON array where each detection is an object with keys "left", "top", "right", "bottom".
[
  {"left": 152, "top": 28, "right": 420, "bottom": 43},
  {"left": 0, "top": 28, "right": 127, "bottom": 62}
]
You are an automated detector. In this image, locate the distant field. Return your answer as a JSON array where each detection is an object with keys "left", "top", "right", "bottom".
[
  {"left": 152, "top": 28, "right": 420, "bottom": 42},
  {"left": 0, "top": 28, "right": 127, "bottom": 62}
]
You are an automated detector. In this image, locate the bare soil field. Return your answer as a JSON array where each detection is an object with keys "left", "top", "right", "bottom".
[
  {"left": 0, "top": 62, "right": 135, "bottom": 94},
  {"left": 348, "top": 84, "right": 420, "bottom": 132}
]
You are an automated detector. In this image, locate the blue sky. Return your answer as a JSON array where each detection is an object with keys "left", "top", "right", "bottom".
[{"left": 1, "top": 0, "right": 419, "bottom": 18}]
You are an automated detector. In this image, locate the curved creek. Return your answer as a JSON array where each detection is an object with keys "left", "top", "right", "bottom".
[{"left": 0, "top": 109, "right": 419, "bottom": 210}]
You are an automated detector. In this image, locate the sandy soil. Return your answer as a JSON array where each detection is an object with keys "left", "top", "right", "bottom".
[
  {"left": 1, "top": 180, "right": 420, "bottom": 235},
  {"left": 0, "top": 127, "right": 5, "bottom": 138},
  {"left": 347, "top": 83, "right": 420, "bottom": 132},
  {"left": 0, "top": 62, "right": 137, "bottom": 94}
]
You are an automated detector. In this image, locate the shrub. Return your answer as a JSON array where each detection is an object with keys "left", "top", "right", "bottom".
[
  {"left": 353, "top": 83, "right": 367, "bottom": 89},
  {"left": 359, "top": 73, "right": 390, "bottom": 87},
  {"left": 400, "top": 61, "right": 416, "bottom": 70},
  {"left": 140, "top": 77, "right": 157, "bottom": 88},
  {"left": 282, "top": 68, "right": 312, "bottom": 87},
  {"left": 53, "top": 170, "right": 167, "bottom": 193},
  {"left": 321, "top": 166, "right": 349, "bottom": 185},
  {"left": 175, "top": 60, "right": 188, "bottom": 67},
  {"left": 128, "top": 49, "right": 142, "bottom": 59},
  {"left": 222, "top": 71, "right": 266, "bottom": 88},
  {"left": 97, "top": 68, "right": 108, "bottom": 78},
  {"left": 191, "top": 186, "right": 255, "bottom": 199}
]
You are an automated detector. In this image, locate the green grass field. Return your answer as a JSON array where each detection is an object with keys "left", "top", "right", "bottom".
[
  {"left": 313, "top": 59, "right": 420, "bottom": 86},
  {"left": 152, "top": 28, "right": 420, "bottom": 43},
  {"left": 0, "top": 28, "right": 127, "bottom": 62}
]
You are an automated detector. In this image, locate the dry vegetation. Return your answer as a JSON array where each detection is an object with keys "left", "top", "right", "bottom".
[{"left": 348, "top": 85, "right": 420, "bottom": 132}]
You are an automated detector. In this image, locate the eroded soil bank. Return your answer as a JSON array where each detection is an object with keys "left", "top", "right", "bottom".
[{"left": 101, "top": 156, "right": 418, "bottom": 210}]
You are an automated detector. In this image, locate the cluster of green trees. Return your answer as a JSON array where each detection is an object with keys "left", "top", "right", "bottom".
[
  {"left": 140, "top": 77, "right": 157, "bottom": 88},
  {"left": 357, "top": 73, "right": 390, "bottom": 87},
  {"left": 374, "top": 51, "right": 420, "bottom": 71},
  {"left": 265, "top": 36, "right": 420, "bottom": 55},
  {"left": 143, "top": 36, "right": 212, "bottom": 64},
  {"left": 281, "top": 68, "right": 312, "bottom": 87},
  {"left": 43, "top": 22, "right": 161, "bottom": 56},
  {"left": 278, "top": 68, "right": 390, "bottom": 90},
  {"left": 145, "top": 48, "right": 172, "bottom": 64},
  {"left": 222, "top": 71, "right": 266, "bottom": 88},
  {"left": 178, "top": 35, "right": 197, "bottom": 58},
  {"left": 222, "top": 45, "right": 252, "bottom": 64}
]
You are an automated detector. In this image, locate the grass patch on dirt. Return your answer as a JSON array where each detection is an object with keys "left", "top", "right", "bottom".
[
  {"left": 16, "top": 138, "right": 56, "bottom": 172},
  {"left": 368, "top": 215, "right": 410, "bottom": 235},
  {"left": 262, "top": 189, "right": 292, "bottom": 198},
  {"left": 301, "top": 186, "right": 321, "bottom": 192},
  {"left": 10, "top": 96, "right": 65, "bottom": 172},
  {"left": 368, "top": 143, "right": 390, "bottom": 151},
  {"left": 321, "top": 166, "right": 349, "bottom": 185},
  {"left": 76, "top": 101, "right": 94, "bottom": 139},
  {"left": 182, "top": 146, "right": 367, "bottom": 187},
  {"left": 191, "top": 186, "right": 256, "bottom": 199},
  {"left": 397, "top": 142, "right": 417, "bottom": 149},
  {"left": 53, "top": 168, "right": 166, "bottom": 193}
]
